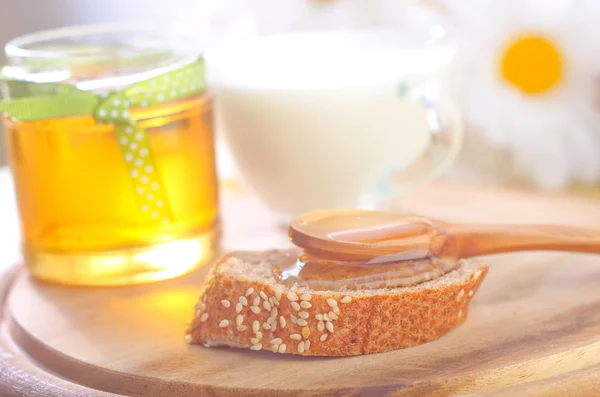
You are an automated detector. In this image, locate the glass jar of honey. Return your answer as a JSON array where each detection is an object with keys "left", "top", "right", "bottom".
[{"left": 1, "top": 23, "right": 220, "bottom": 286}]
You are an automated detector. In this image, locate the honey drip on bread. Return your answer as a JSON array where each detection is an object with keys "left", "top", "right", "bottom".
[{"left": 282, "top": 209, "right": 458, "bottom": 291}]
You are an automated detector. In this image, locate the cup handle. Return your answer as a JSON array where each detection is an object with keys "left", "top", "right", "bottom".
[{"left": 375, "top": 77, "right": 463, "bottom": 207}]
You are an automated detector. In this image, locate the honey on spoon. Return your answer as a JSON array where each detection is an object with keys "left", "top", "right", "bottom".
[{"left": 278, "top": 209, "right": 600, "bottom": 291}]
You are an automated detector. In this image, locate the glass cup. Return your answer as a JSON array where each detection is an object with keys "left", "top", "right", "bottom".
[
  {"left": 206, "top": 27, "right": 462, "bottom": 223},
  {"left": 1, "top": 23, "right": 220, "bottom": 286}
]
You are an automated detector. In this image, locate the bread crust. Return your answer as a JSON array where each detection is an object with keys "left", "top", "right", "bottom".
[{"left": 186, "top": 250, "right": 488, "bottom": 357}]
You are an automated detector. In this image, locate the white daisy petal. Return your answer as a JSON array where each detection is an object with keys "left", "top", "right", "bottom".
[{"left": 446, "top": 0, "right": 600, "bottom": 189}]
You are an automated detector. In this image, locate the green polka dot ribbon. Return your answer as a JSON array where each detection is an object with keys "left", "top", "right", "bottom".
[{"left": 0, "top": 60, "right": 206, "bottom": 223}]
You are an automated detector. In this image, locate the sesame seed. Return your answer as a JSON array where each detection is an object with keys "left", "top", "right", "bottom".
[
  {"left": 300, "top": 301, "right": 312, "bottom": 309},
  {"left": 291, "top": 302, "right": 301, "bottom": 311},
  {"left": 468, "top": 290, "right": 474, "bottom": 297},
  {"left": 235, "top": 303, "right": 243, "bottom": 314},
  {"left": 271, "top": 307, "right": 278, "bottom": 318},
  {"left": 290, "top": 314, "right": 298, "bottom": 324},
  {"left": 269, "top": 297, "right": 275, "bottom": 307},
  {"left": 271, "top": 344, "right": 279, "bottom": 353},
  {"left": 272, "top": 297, "right": 280, "bottom": 306},
  {"left": 251, "top": 337, "right": 259, "bottom": 344},
  {"left": 341, "top": 296, "right": 352, "bottom": 304},
  {"left": 320, "top": 334, "right": 328, "bottom": 342},
  {"left": 250, "top": 306, "right": 261, "bottom": 314},
  {"left": 185, "top": 334, "right": 192, "bottom": 344},
  {"left": 317, "top": 321, "right": 325, "bottom": 332},
  {"left": 260, "top": 291, "right": 268, "bottom": 301},
  {"left": 253, "top": 297, "right": 261, "bottom": 307},
  {"left": 246, "top": 288, "right": 254, "bottom": 297},
  {"left": 302, "top": 327, "right": 310, "bottom": 339},
  {"left": 323, "top": 314, "right": 331, "bottom": 322},
  {"left": 266, "top": 316, "right": 274, "bottom": 325},
  {"left": 219, "top": 320, "right": 229, "bottom": 328},
  {"left": 315, "top": 314, "right": 323, "bottom": 321},
  {"left": 280, "top": 316, "right": 286, "bottom": 328},
  {"left": 270, "top": 338, "right": 283, "bottom": 344},
  {"left": 196, "top": 302, "right": 206, "bottom": 311},
  {"left": 236, "top": 315, "right": 244, "bottom": 326},
  {"left": 300, "top": 293, "right": 312, "bottom": 301},
  {"left": 200, "top": 313, "right": 209, "bottom": 322},
  {"left": 278, "top": 344, "right": 286, "bottom": 353},
  {"left": 327, "top": 298, "right": 338, "bottom": 308},
  {"left": 253, "top": 320, "right": 260, "bottom": 333},
  {"left": 290, "top": 334, "right": 301, "bottom": 340},
  {"left": 328, "top": 311, "right": 338, "bottom": 320},
  {"left": 474, "top": 270, "right": 483, "bottom": 280},
  {"left": 305, "top": 340, "right": 310, "bottom": 351},
  {"left": 256, "top": 331, "right": 263, "bottom": 340},
  {"left": 326, "top": 321, "right": 334, "bottom": 333},
  {"left": 298, "top": 341, "right": 305, "bottom": 353},
  {"left": 196, "top": 310, "right": 202, "bottom": 317},
  {"left": 262, "top": 322, "right": 271, "bottom": 330},
  {"left": 456, "top": 289, "right": 465, "bottom": 301},
  {"left": 297, "top": 319, "right": 308, "bottom": 326},
  {"left": 274, "top": 287, "right": 283, "bottom": 301},
  {"left": 239, "top": 296, "right": 248, "bottom": 306},
  {"left": 287, "top": 292, "right": 299, "bottom": 301},
  {"left": 263, "top": 301, "right": 272, "bottom": 311},
  {"left": 299, "top": 311, "right": 309, "bottom": 319},
  {"left": 332, "top": 306, "right": 340, "bottom": 315},
  {"left": 271, "top": 321, "right": 278, "bottom": 332},
  {"left": 237, "top": 325, "right": 248, "bottom": 332},
  {"left": 250, "top": 343, "right": 262, "bottom": 351},
  {"left": 221, "top": 300, "right": 231, "bottom": 308}
]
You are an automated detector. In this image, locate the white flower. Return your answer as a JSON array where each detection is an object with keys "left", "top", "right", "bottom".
[{"left": 442, "top": 0, "right": 600, "bottom": 190}]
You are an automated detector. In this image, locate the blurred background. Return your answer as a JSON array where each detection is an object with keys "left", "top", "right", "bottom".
[{"left": 2, "top": 0, "right": 600, "bottom": 194}]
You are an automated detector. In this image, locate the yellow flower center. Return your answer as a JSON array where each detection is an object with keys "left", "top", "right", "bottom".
[{"left": 501, "top": 35, "right": 563, "bottom": 95}]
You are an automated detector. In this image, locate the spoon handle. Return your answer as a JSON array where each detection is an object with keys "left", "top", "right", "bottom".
[{"left": 438, "top": 223, "right": 600, "bottom": 258}]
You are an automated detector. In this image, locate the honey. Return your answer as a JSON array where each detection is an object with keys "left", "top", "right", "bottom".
[
  {"left": 4, "top": 94, "right": 219, "bottom": 285},
  {"left": 274, "top": 253, "right": 458, "bottom": 291},
  {"left": 285, "top": 209, "right": 458, "bottom": 290}
]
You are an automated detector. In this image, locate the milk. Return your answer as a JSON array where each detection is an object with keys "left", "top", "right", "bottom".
[{"left": 206, "top": 29, "right": 456, "bottom": 218}]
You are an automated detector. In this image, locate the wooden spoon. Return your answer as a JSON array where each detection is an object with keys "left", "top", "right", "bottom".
[{"left": 288, "top": 209, "right": 600, "bottom": 262}]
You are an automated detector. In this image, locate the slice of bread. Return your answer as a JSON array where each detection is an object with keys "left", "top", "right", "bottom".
[{"left": 186, "top": 250, "right": 488, "bottom": 356}]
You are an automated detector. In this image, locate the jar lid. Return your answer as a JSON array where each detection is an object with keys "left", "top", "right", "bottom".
[{"left": 3, "top": 22, "right": 200, "bottom": 92}]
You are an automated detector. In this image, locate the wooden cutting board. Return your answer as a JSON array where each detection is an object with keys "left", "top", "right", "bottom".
[{"left": 2, "top": 183, "right": 600, "bottom": 397}]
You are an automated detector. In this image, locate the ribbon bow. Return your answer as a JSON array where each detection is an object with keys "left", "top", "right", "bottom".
[{"left": 0, "top": 60, "right": 205, "bottom": 222}]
